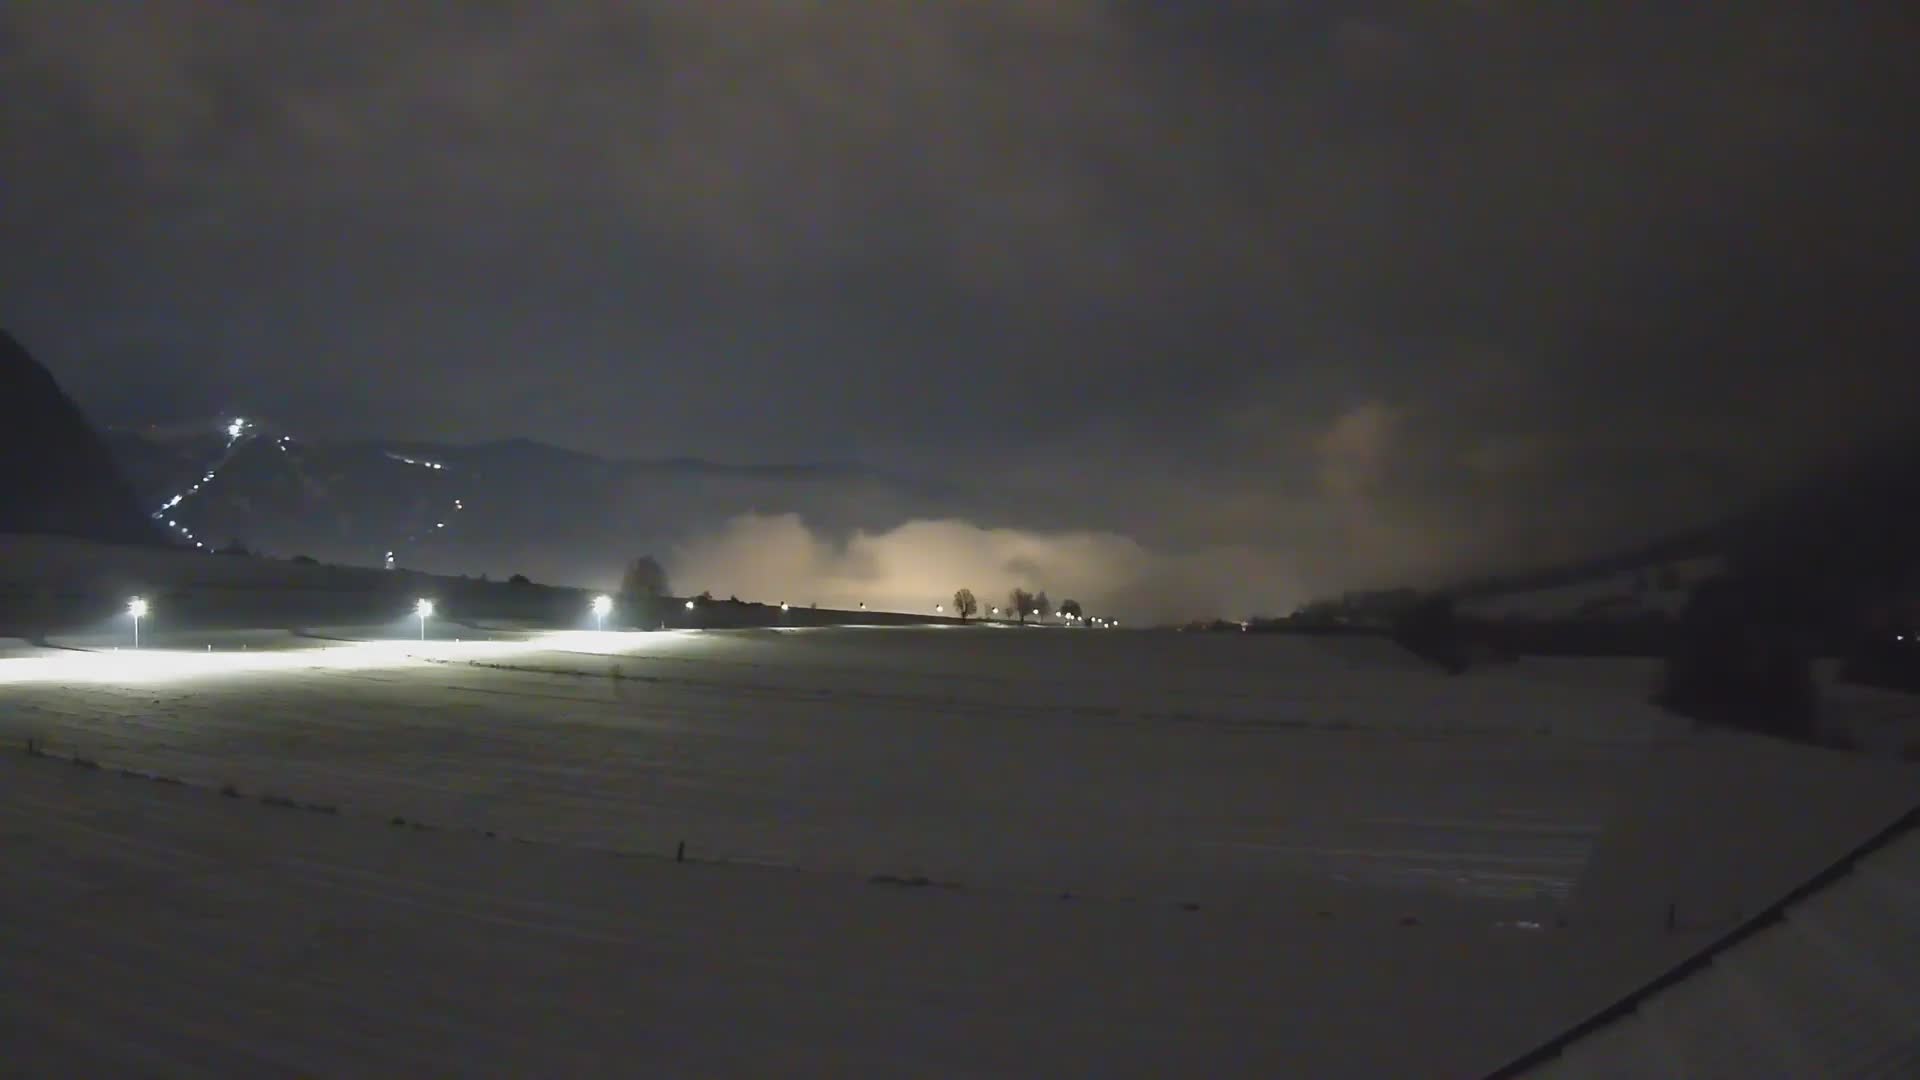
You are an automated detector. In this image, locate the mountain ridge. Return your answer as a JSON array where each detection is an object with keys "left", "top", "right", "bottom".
[
  {"left": 99, "top": 422, "right": 951, "bottom": 587},
  {"left": 0, "top": 329, "right": 162, "bottom": 547}
]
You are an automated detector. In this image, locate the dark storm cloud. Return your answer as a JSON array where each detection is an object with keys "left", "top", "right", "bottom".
[{"left": 3, "top": 2, "right": 1915, "bottom": 609}]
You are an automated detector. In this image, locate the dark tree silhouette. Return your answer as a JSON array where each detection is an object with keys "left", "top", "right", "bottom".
[
  {"left": 953, "top": 588, "right": 978, "bottom": 621},
  {"left": 621, "top": 555, "right": 669, "bottom": 600},
  {"left": 1034, "top": 591, "right": 1052, "bottom": 619},
  {"left": 620, "top": 555, "right": 671, "bottom": 628},
  {"left": 1009, "top": 588, "right": 1034, "bottom": 624},
  {"left": 1059, "top": 598, "right": 1083, "bottom": 619}
]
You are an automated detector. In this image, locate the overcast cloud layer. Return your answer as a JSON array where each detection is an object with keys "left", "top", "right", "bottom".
[{"left": 4, "top": 3, "right": 1915, "bottom": 610}]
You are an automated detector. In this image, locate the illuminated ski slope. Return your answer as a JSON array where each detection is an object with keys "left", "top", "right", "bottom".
[{"left": 138, "top": 417, "right": 472, "bottom": 565}]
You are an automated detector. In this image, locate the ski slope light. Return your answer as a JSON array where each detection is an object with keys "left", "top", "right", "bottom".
[
  {"left": 591, "top": 594, "right": 613, "bottom": 631},
  {"left": 685, "top": 599, "right": 696, "bottom": 610},
  {"left": 414, "top": 598, "right": 434, "bottom": 640},
  {"left": 127, "top": 596, "right": 149, "bottom": 648}
]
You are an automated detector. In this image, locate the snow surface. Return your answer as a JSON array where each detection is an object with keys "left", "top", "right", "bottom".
[
  {"left": 4, "top": 626, "right": 1914, "bottom": 1075},
  {"left": 4, "top": 628, "right": 1678, "bottom": 906}
]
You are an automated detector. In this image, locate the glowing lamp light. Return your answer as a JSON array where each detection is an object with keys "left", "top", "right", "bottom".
[
  {"left": 780, "top": 602, "right": 790, "bottom": 611},
  {"left": 685, "top": 600, "right": 696, "bottom": 610},
  {"left": 127, "top": 596, "right": 149, "bottom": 649},
  {"left": 591, "top": 594, "right": 613, "bottom": 631},
  {"left": 414, "top": 598, "right": 434, "bottom": 640}
]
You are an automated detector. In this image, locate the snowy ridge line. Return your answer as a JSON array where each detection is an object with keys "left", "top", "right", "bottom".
[{"left": 1486, "top": 800, "right": 1920, "bottom": 1078}]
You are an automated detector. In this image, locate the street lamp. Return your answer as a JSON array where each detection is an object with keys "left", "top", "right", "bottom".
[
  {"left": 415, "top": 597, "right": 434, "bottom": 640},
  {"left": 685, "top": 599, "right": 696, "bottom": 611},
  {"left": 127, "top": 596, "right": 148, "bottom": 649},
  {"left": 591, "top": 594, "right": 613, "bottom": 632}
]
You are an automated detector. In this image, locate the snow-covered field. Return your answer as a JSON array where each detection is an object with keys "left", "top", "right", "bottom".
[
  {"left": 4, "top": 625, "right": 1915, "bottom": 1075},
  {"left": 5, "top": 627, "right": 1678, "bottom": 906}
]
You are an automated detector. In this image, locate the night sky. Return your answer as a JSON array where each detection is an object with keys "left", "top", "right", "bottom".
[{"left": 3, "top": 4, "right": 1915, "bottom": 612}]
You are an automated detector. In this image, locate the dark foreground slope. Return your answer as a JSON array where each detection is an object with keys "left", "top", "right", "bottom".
[{"left": 0, "top": 329, "right": 158, "bottom": 545}]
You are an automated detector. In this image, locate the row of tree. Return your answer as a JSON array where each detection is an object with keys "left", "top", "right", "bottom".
[
  {"left": 616, "top": 555, "right": 1096, "bottom": 629},
  {"left": 951, "top": 587, "right": 1084, "bottom": 624}
]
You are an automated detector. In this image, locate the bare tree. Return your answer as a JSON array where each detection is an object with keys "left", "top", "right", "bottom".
[
  {"left": 1060, "top": 598, "right": 1083, "bottom": 620},
  {"left": 1034, "top": 591, "right": 1052, "bottom": 619},
  {"left": 1009, "top": 587, "right": 1034, "bottom": 624},
  {"left": 953, "top": 588, "right": 978, "bottom": 621}
]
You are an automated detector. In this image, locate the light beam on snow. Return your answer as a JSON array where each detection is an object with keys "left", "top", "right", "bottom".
[{"left": 0, "top": 630, "right": 712, "bottom": 687}]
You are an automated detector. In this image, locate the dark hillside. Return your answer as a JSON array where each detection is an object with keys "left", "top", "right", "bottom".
[{"left": 0, "top": 329, "right": 161, "bottom": 546}]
